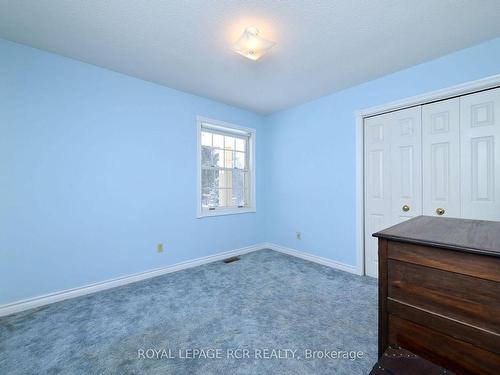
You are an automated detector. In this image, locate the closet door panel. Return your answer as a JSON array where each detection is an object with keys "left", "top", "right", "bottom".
[
  {"left": 460, "top": 88, "right": 500, "bottom": 221},
  {"left": 364, "top": 113, "right": 392, "bottom": 278},
  {"left": 422, "top": 98, "right": 461, "bottom": 218},
  {"left": 390, "top": 107, "right": 422, "bottom": 223}
]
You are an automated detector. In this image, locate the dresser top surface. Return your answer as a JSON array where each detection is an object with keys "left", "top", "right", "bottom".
[{"left": 373, "top": 216, "right": 500, "bottom": 257}]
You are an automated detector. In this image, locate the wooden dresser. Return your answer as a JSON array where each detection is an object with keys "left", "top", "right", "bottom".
[{"left": 374, "top": 216, "right": 500, "bottom": 375}]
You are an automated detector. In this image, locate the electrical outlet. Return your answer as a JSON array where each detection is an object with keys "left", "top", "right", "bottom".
[
  {"left": 157, "top": 243, "right": 164, "bottom": 253},
  {"left": 296, "top": 231, "right": 301, "bottom": 240}
]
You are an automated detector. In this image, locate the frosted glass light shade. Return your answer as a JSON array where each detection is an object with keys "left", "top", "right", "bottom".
[{"left": 232, "top": 27, "right": 276, "bottom": 61}]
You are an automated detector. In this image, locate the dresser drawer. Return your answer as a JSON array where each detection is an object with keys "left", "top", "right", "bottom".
[
  {"left": 388, "top": 299, "right": 500, "bottom": 355},
  {"left": 388, "top": 315, "right": 500, "bottom": 375},
  {"left": 387, "top": 259, "right": 500, "bottom": 334},
  {"left": 388, "top": 241, "right": 500, "bottom": 281}
]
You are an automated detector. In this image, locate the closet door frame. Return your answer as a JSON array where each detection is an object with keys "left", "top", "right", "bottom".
[{"left": 355, "top": 74, "right": 500, "bottom": 277}]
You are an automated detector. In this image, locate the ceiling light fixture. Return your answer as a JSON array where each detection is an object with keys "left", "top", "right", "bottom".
[{"left": 232, "top": 27, "right": 276, "bottom": 61}]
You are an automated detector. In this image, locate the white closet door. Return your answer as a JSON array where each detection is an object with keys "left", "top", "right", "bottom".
[
  {"left": 460, "top": 87, "right": 500, "bottom": 221},
  {"left": 390, "top": 107, "right": 422, "bottom": 223},
  {"left": 364, "top": 113, "right": 392, "bottom": 278},
  {"left": 422, "top": 98, "right": 461, "bottom": 218}
]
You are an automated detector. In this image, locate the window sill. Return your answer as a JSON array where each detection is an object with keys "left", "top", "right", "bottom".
[{"left": 197, "top": 207, "right": 256, "bottom": 218}]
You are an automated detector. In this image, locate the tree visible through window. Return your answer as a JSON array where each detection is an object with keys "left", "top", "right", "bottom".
[{"left": 198, "top": 119, "right": 254, "bottom": 216}]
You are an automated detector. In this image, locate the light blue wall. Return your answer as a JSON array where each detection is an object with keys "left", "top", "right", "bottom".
[
  {"left": 3, "top": 36, "right": 500, "bottom": 306},
  {"left": 263, "top": 37, "right": 500, "bottom": 266},
  {"left": 0, "top": 39, "right": 265, "bottom": 305}
]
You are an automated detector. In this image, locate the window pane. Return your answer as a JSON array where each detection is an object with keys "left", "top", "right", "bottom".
[
  {"left": 224, "top": 150, "right": 234, "bottom": 168},
  {"left": 201, "top": 131, "right": 212, "bottom": 147},
  {"left": 201, "top": 147, "right": 212, "bottom": 167},
  {"left": 232, "top": 170, "right": 245, "bottom": 191},
  {"left": 234, "top": 152, "right": 245, "bottom": 169},
  {"left": 235, "top": 138, "right": 246, "bottom": 152},
  {"left": 201, "top": 188, "right": 211, "bottom": 207},
  {"left": 215, "top": 170, "right": 225, "bottom": 189},
  {"left": 213, "top": 149, "right": 224, "bottom": 168},
  {"left": 202, "top": 188, "right": 219, "bottom": 208},
  {"left": 225, "top": 170, "right": 233, "bottom": 189},
  {"left": 232, "top": 170, "right": 245, "bottom": 206},
  {"left": 232, "top": 188, "right": 246, "bottom": 207},
  {"left": 202, "top": 169, "right": 215, "bottom": 189},
  {"left": 214, "top": 170, "right": 221, "bottom": 189},
  {"left": 224, "top": 136, "right": 235, "bottom": 150},
  {"left": 217, "top": 170, "right": 235, "bottom": 190},
  {"left": 218, "top": 189, "right": 230, "bottom": 207},
  {"left": 213, "top": 133, "right": 224, "bottom": 148}
]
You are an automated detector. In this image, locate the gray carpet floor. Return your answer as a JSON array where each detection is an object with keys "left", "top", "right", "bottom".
[{"left": 0, "top": 249, "right": 377, "bottom": 374}]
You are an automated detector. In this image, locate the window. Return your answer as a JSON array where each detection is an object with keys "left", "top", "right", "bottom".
[{"left": 197, "top": 117, "right": 256, "bottom": 217}]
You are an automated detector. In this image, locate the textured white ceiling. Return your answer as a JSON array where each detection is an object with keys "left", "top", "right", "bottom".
[{"left": 1, "top": 0, "right": 500, "bottom": 114}]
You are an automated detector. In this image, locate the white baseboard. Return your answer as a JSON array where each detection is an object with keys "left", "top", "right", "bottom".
[
  {"left": 0, "top": 242, "right": 361, "bottom": 317},
  {"left": 0, "top": 243, "right": 266, "bottom": 318},
  {"left": 264, "top": 242, "right": 360, "bottom": 275}
]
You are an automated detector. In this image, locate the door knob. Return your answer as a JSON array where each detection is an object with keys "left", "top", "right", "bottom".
[
  {"left": 402, "top": 204, "right": 410, "bottom": 212},
  {"left": 436, "top": 207, "right": 445, "bottom": 216}
]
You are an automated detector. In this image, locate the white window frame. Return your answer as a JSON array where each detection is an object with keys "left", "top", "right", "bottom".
[{"left": 196, "top": 116, "right": 256, "bottom": 218}]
